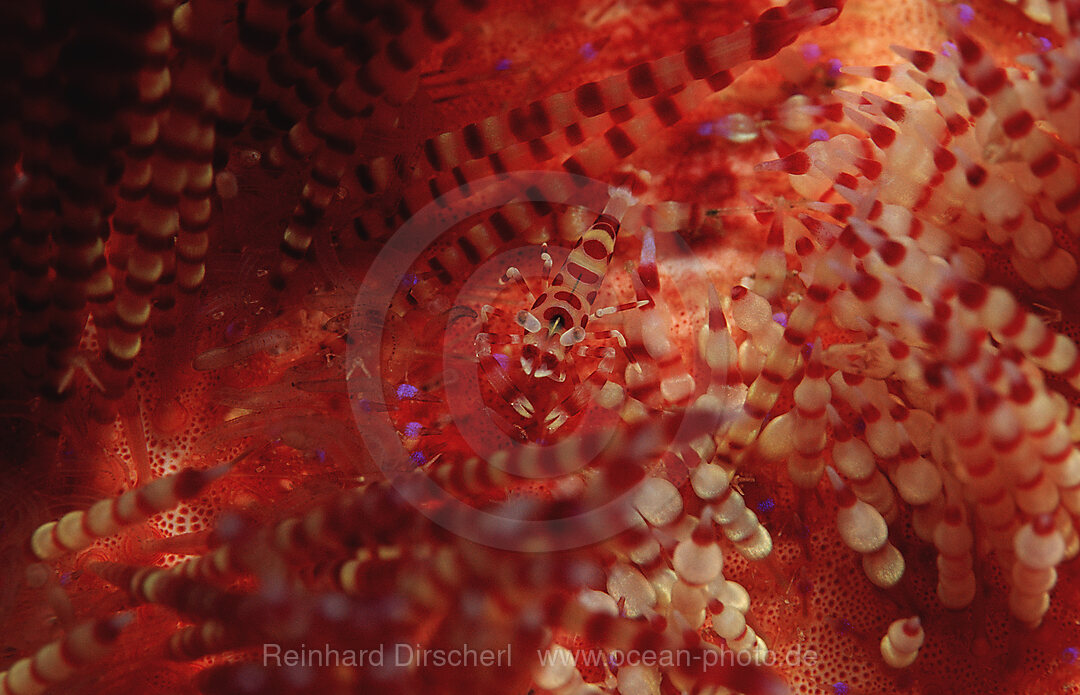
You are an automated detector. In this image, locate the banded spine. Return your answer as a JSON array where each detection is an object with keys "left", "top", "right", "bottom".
[
  {"left": 29, "top": 464, "right": 230, "bottom": 561},
  {"left": 369, "top": 1, "right": 839, "bottom": 188},
  {"left": 0, "top": 615, "right": 132, "bottom": 695},
  {"left": 272, "top": 0, "right": 490, "bottom": 287}
]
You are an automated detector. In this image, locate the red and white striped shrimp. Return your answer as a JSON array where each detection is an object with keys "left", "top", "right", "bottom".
[{"left": 475, "top": 185, "right": 643, "bottom": 431}]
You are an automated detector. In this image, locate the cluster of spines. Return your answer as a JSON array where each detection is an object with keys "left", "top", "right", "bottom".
[
  {"left": 3, "top": 2, "right": 177, "bottom": 398},
  {"left": 827, "top": 16, "right": 1080, "bottom": 291},
  {"left": 64, "top": 472, "right": 784, "bottom": 694},
  {"left": 269, "top": 0, "right": 493, "bottom": 286},
  {"left": 718, "top": 13, "right": 1080, "bottom": 661},
  {"left": 352, "top": 0, "right": 842, "bottom": 247},
  {"left": 0, "top": 0, "right": 847, "bottom": 411}
]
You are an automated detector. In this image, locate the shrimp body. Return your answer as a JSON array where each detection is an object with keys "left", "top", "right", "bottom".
[
  {"left": 518, "top": 188, "right": 635, "bottom": 381},
  {"left": 475, "top": 186, "right": 639, "bottom": 431}
]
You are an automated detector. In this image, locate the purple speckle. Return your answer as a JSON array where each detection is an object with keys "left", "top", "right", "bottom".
[
  {"left": 827, "top": 58, "right": 843, "bottom": 78},
  {"left": 495, "top": 58, "right": 512, "bottom": 71},
  {"left": 1038, "top": 37, "right": 1052, "bottom": 52},
  {"left": 315, "top": 449, "right": 327, "bottom": 463},
  {"left": 396, "top": 383, "right": 419, "bottom": 399},
  {"left": 403, "top": 421, "right": 423, "bottom": 438},
  {"left": 1063, "top": 647, "right": 1079, "bottom": 664},
  {"left": 832, "top": 683, "right": 850, "bottom": 695},
  {"left": 956, "top": 4, "right": 974, "bottom": 24},
  {"left": 714, "top": 116, "right": 736, "bottom": 138},
  {"left": 579, "top": 42, "right": 597, "bottom": 61},
  {"left": 772, "top": 312, "right": 788, "bottom": 327},
  {"left": 60, "top": 572, "right": 73, "bottom": 586},
  {"left": 403, "top": 273, "right": 418, "bottom": 288},
  {"left": 756, "top": 497, "right": 776, "bottom": 513},
  {"left": 810, "top": 128, "right": 829, "bottom": 141},
  {"left": 801, "top": 43, "right": 822, "bottom": 62},
  {"left": 493, "top": 353, "right": 510, "bottom": 369},
  {"left": 698, "top": 115, "right": 760, "bottom": 142},
  {"left": 410, "top": 451, "right": 427, "bottom": 465},
  {"left": 942, "top": 41, "right": 957, "bottom": 57}
]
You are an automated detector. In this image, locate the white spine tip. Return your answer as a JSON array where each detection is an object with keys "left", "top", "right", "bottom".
[
  {"left": 825, "top": 465, "right": 844, "bottom": 491},
  {"left": 880, "top": 616, "right": 924, "bottom": 668}
]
